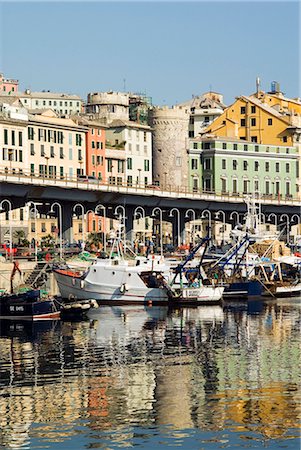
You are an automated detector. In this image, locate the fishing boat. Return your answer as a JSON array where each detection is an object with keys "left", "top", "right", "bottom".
[
  {"left": 0, "top": 289, "right": 60, "bottom": 320},
  {"left": 53, "top": 229, "right": 173, "bottom": 304},
  {"left": 166, "top": 236, "right": 224, "bottom": 304}
]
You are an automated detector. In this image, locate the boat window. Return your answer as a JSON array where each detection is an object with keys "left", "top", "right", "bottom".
[
  {"left": 128, "top": 273, "right": 132, "bottom": 277},
  {"left": 112, "top": 271, "right": 115, "bottom": 275}
]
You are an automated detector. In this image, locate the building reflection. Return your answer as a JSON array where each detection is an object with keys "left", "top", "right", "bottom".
[{"left": 0, "top": 300, "right": 299, "bottom": 448}]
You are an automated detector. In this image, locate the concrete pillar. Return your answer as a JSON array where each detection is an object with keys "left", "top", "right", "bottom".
[{"left": 61, "top": 202, "right": 73, "bottom": 244}]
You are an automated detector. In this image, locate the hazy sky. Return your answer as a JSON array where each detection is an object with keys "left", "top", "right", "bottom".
[{"left": 0, "top": 1, "right": 299, "bottom": 106}]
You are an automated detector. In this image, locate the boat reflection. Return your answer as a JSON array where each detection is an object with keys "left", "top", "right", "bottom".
[{"left": 0, "top": 299, "right": 299, "bottom": 449}]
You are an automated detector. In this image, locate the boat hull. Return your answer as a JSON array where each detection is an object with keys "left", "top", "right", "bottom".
[
  {"left": 171, "top": 286, "right": 224, "bottom": 304},
  {"left": 54, "top": 269, "right": 170, "bottom": 304},
  {"left": 222, "top": 280, "right": 263, "bottom": 300},
  {"left": 0, "top": 290, "right": 60, "bottom": 320}
]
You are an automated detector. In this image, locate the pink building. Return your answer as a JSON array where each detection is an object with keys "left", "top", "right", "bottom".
[{"left": 0, "top": 73, "right": 19, "bottom": 94}]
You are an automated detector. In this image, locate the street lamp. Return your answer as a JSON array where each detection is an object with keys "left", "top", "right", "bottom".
[
  {"left": 114, "top": 205, "right": 126, "bottom": 247},
  {"left": 73, "top": 203, "right": 85, "bottom": 249},
  {"left": 0, "top": 199, "right": 12, "bottom": 260},
  {"left": 134, "top": 206, "right": 146, "bottom": 246},
  {"left": 267, "top": 213, "right": 278, "bottom": 234},
  {"left": 169, "top": 208, "right": 181, "bottom": 248},
  {"left": 230, "top": 211, "right": 240, "bottom": 227},
  {"left": 280, "top": 213, "right": 290, "bottom": 245},
  {"left": 151, "top": 207, "right": 163, "bottom": 257},
  {"left": 28, "top": 201, "right": 39, "bottom": 262},
  {"left": 95, "top": 203, "right": 107, "bottom": 253},
  {"left": 201, "top": 209, "right": 212, "bottom": 241},
  {"left": 185, "top": 208, "right": 196, "bottom": 248},
  {"left": 48, "top": 202, "right": 63, "bottom": 260},
  {"left": 215, "top": 210, "right": 226, "bottom": 245}
]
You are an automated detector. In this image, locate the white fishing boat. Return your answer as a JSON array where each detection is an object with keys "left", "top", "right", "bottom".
[{"left": 54, "top": 228, "right": 174, "bottom": 304}]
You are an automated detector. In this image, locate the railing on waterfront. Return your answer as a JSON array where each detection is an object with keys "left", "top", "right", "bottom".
[{"left": 0, "top": 166, "right": 300, "bottom": 205}]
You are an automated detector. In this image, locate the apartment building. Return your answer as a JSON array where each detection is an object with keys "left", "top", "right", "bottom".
[
  {"left": 18, "top": 89, "right": 83, "bottom": 116},
  {"left": 27, "top": 110, "right": 87, "bottom": 179},
  {"left": 189, "top": 136, "right": 298, "bottom": 198},
  {"left": 105, "top": 120, "right": 152, "bottom": 187}
]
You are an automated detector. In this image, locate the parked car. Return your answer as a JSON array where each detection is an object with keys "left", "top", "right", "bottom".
[{"left": 77, "top": 175, "right": 99, "bottom": 184}]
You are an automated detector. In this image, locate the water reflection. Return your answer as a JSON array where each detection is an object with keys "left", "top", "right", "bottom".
[{"left": 0, "top": 299, "right": 300, "bottom": 449}]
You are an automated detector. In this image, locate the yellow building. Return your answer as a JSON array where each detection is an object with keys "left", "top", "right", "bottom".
[{"left": 203, "top": 83, "right": 301, "bottom": 199}]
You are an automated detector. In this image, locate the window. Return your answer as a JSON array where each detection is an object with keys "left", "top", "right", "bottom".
[
  {"left": 107, "top": 159, "right": 113, "bottom": 172},
  {"left": 203, "top": 142, "right": 210, "bottom": 150},
  {"left": 222, "top": 159, "right": 226, "bottom": 169},
  {"left": 243, "top": 161, "right": 248, "bottom": 170},
  {"left": 127, "top": 176, "right": 133, "bottom": 186},
  {"left": 19, "top": 150, "right": 23, "bottom": 162},
  {"left": 254, "top": 180, "right": 259, "bottom": 192},
  {"left": 240, "top": 119, "right": 246, "bottom": 127},
  {"left": 276, "top": 162, "right": 280, "bottom": 172},
  {"left": 127, "top": 158, "right": 132, "bottom": 170},
  {"left": 254, "top": 161, "right": 259, "bottom": 171},
  {"left": 117, "top": 160, "right": 124, "bottom": 173},
  {"left": 30, "top": 143, "right": 35, "bottom": 155},
  {"left": 18, "top": 132, "right": 23, "bottom": 146},
  {"left": 11, "top": 130, "right": 15, "bottom": 146},
  {"left": 92, "top": 155, "right": 95, "bottom": 165},
  {"left": 286, "top": 163, "right": 290, "bottom": 173},
  {"left": 144, "top": 159, "right": 150, "bottom": 171},
  {"left": 268, "top": 118, "right": 273, "bottom": 126},
  {"left": 30, "top": 164, "right": 35, "bottom": 174},
  {"left": 233, "top": 144, "right": 238, "bottom": 150},
  {"left": 265, "top": 181, "right": 270, "bottom": 195},
  {"left": 265, "top": 162, "right": 269, "bottom": 172},
  {"left": 221, "top": 178, "right": 227, "bottom": 193},
  {"left": 244, "top": 144, "right": 248, "bottom": 151},
  {"left": 143, "top": 132, "right": 147, "bottom": 142},
  {"left": 76, "top": 134, "right": 82, "bottom": 146},
  {"left": 92, "top": 141, "right": 95, "bottom": 149},
  {"left": 40, "top": 145, "right": 45, "bottom": 157},
  {"left": 28, "top": 127, "right": 34, "bottom": 140},
  {"left": 204, "top": 158, "right": 211, "bottom": 170},
  {"left": 233, "top": 160, "right": 237, "bottom": 170},
  {"left": 251, "top": 118, "right": 256, "bottom": 126},
  {"left": 232, "top": 179, "right": 238, "bottom": 194},
  {"left": 69, "top": 148, "right": 73, "bottom": 160},
  {"left": 50, "top": 146, "right": 55, "bottom": 157},
  {"left": 286, "top": 182, "right": 290, "bottom": 196},
  {"left": 283, "top": 136, "right": 288, "bottom": 143},
  {"left": 286, "top": 148, "right": 290, "bottom": 154},
  {"left": 60, "top": 147, "right": 64, "bottom": 159},
  {"left": 193, "top": 143, "right": 198, "bottom": 149},
  {"left": 251, "top": 136, "right": 258, "bottom": 143},
  {"left": 255, "top": 145, "right": 259, "bottom": 152},
  {"left": 60, "top": 167, "right": 64, "bottom": 178},
  {"left": 240, "top": 106, "right": 246, "bottom": 114},
  {"left": 251, "top": 105, "right": 256, "bottom": 113},
  {"left": 192, "top": 158, "right": 198, "bottom": 170},
  {"left": 243, "top": 180, "right": 249, "bottom": 193},
  {"left": 222, "top": 143, "right": 227, "bottom": 149}
]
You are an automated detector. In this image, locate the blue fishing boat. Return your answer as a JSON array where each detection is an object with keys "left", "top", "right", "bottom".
[{"left": 0, "top": 289, "right": 60, "bottom": 320}]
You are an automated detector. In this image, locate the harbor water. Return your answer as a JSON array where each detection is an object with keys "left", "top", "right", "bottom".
[{"left": 0, "top": 298, "right": 300, "bottom": 449}]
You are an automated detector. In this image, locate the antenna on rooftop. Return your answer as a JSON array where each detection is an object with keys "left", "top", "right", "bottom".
[
  {"left": 256, "top": 77, "right": 261, "bottom": 95},
  {"left": 123, "top": 78, "right": 126, "bottom": 92}
]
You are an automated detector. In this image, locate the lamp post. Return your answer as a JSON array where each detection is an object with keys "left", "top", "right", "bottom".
[
  {"left": 215, "top": 210, "right": 226, "bottom": 245},
  {"left": 0, "top": 199, "right": 12, "bottom": 260},
  {"left": 95, "top": 203, "right": 107, "bottom": 253},
  {"left": 151, "top": 207, "right": 163, "bottom": 257},
  {"left": 28, "top": 201, "right": 38, "bottom": 262},
  {"left": 73, "top": 203, "right": 85, "bottom": 249},
  {"left": 291, "top": 214, "right": 301, "bottom": 242},
  {"left": 114, "top": 205, "right": 126, "bottom": 247},
  {"left": 134, "top": 206, "right": 146, "bottom": 246},
  {"left": 201, "top": 209, "right": 212, "bottom": 241},
  {"left": 230, "top": 211, "right": 240, "bottom": 227},
  {"left": 267, "top": 213, "right": 278, "bottom": 234},
  {"left": 185, "top": 208, "right": 196, "bottom": 248},
  {"left": 48, "top": 202, "right": 63, "bottom": 260},
  {"left": 280, "top": 213, "right": 290, "bottom": 245},
  {"left": 169, "top": 208, "right": 181, "bottom": 248}
]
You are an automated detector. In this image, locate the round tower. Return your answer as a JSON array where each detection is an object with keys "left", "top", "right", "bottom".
[{"left": 149, "top": 106, "right": 189, "bottom": 189}]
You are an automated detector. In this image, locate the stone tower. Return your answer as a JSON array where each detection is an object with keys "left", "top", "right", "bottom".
[{"left": 149, "top": 106, "right": 189, "bottom": 189}]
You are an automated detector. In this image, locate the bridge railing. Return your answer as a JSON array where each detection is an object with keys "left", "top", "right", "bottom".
[{"left": 0, "top": 166, "right": 300, "bottom": 205}]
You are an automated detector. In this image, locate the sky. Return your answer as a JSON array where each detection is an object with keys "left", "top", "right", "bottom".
[{"left": 0, "top": 1, "right": 299, "bottom": 107}]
